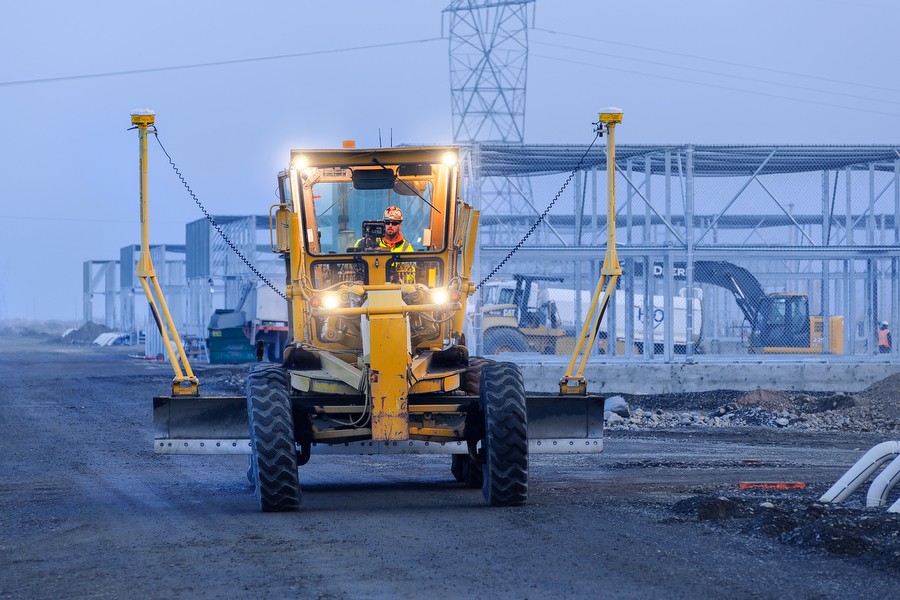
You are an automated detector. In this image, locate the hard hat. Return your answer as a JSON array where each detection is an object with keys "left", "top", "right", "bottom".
[
  {"left": 383, "top": 206, "right": 403, "bottom": 221},
  {"left": 882, "top": 321, "right": 889, "bottom": 327}
]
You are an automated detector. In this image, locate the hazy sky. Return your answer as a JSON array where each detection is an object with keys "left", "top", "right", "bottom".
[{"left": 1, "top": 0, "right": 897, "bottom": 320}]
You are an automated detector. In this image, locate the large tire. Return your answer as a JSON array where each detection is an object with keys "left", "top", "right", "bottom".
[
  {"left": 483, "top": 328, "right": 529, "bottom": 354},
  {"left": 450, "top": 357, "right": 495, "bottom": 488},
  {"left": 247, "top": 364, "right": 301, "bottom": 512},
  {"left": 451, "top": 453, "right": 484, "bottom": 489},
  {"left": 480, "top": 361, "right": 528, "bottom": 506},
  {"left": 451, "top": 453, "right": 466, "bottom": 482}
]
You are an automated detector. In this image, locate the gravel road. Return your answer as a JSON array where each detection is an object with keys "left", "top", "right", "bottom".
[{"left": 1, "top": 336, "right": 898, "bottom": 599}]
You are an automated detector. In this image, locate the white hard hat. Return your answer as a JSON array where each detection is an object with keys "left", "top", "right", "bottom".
[{"left": 882, "top": 321, "right": 889, "bottom": 327}]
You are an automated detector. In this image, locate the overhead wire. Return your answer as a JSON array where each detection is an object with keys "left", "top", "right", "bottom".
[
  {"left": 530, "top": 39, "right": 900, "bottom": 108},
  {"left": 532, "top": 27, "right": 900, "bottom": 95},
  {"left": 0, "top": 37, "right": 443, "bottom": 87},
  {"left": 530, "top": 53, "right": 900, "bottom": 119},
  {"left": 149, "top": 126, "right": 288, "bottom": 301}
]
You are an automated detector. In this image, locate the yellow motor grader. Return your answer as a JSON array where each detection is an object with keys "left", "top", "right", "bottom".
[{"left": 138, "top": 109, "right": 623, "bottom": 512}]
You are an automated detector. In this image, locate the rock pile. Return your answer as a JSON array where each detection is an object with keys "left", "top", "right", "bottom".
[
  {"left": 606, "top": 379, "right": 900, "bottom": 434},
  {"left": 61, "top": 322, "right": 115, "bottom": 344},
  {"left": 672, "top": 492, "right": 900, "bottom": 572}
]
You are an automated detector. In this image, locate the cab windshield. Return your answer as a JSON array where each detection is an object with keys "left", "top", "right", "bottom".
[{"left": 301, "top": 164, "right": 449, "bottom": 255}]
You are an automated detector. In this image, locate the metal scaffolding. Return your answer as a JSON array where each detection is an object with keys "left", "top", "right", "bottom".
[{"left": 465, "top": 143, "right": 900, "bottom": 361}]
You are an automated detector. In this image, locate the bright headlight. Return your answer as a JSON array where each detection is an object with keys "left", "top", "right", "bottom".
[
  {"left": 432, "top": 288, "right": 449, "bottom": 305},
  {"left": 322, "top": 293, "right": 341, "bottom": 310},
  {"left": 292, "top": 155, "right": 310, "bottom": 170},
  {"left": 441, "top": 152, "right": 458, "bottom": 167}
]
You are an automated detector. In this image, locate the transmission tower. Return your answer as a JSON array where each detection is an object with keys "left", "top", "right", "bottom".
[
  {"left": 444, "top": 0, "right": 538, "bottom": 244},
  {"left": 445, "top": 0, "right": 533, "bottom": 143}
]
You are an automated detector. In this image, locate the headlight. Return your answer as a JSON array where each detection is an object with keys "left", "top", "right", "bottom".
[
  {"left": 322, "top": 293, "right": 341, "bottom": 310},
  {"left": 442, "top": 152, "right": 458, "bottom": 167},
  {"left": 292, "top": 155, "right": 309, "bottom": 170},
  {"left": 432, "top": 288, "right": 449, "bottom": 305}
]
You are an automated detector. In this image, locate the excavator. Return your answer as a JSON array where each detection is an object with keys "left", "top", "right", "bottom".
[
  {"left": 691, "top": 261, "right": 843, "bottom": 354},
  {"left": 135, "top": 108, "right": 624, "bottom": 511}
]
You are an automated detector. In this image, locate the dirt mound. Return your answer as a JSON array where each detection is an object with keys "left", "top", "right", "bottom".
[
  {"left": 621, "top": 390, "right": 745, "bottom": 412},
  {"left": 673, "top": 491, "right": 900, "bottom": 572},
  {"left": 733, "top": 389, "right": 792, "bottom": 410},
  {"left": 852, "top": 372, "right": 900, "bottom": 423},
  {"left": 61, "top": 322, "right": 114, "bottom": 344}
]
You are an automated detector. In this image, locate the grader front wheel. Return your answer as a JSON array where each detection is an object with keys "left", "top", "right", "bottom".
[
  {"left": 480, "top": 361, "right": 528, "bottom": 506},
  {"left": 247, "top": 364, "right": 301, "bottom": 512}
]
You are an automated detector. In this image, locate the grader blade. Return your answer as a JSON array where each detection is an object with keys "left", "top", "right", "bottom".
[
  {"left": 525, "top": 393, "right": 605, "bottom": 453},
  {"left": 153, "top": 392, "right": 604, "bottom": 455},
  {"left": 153, "top": 395, "right": 249, "bottom": 454}
]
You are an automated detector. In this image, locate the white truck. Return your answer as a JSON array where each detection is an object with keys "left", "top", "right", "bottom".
[
  {"left": 478, "top": 277, "right": 701, "bottom": 354},
  {"left": 537, "top": 287, "right": 702, "bottom": 354}
]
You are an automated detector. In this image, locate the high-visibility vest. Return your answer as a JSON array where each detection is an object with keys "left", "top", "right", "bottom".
[
  {"left": 378, "top": 236, "right": 414, "bottom": 252},
  {"left": 878, "top": 329, "right": 891, "bottom": 348}
]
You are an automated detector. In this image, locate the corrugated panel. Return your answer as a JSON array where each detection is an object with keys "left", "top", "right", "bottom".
[
  {"left": 186, "top": 218, "right": 211, "bottom": 279},
  {"left": 120, "top": 245, "right": 135, "bottom": 289},
  {"left": 475, "top": 144, "right": 900, "bottom": 177}
]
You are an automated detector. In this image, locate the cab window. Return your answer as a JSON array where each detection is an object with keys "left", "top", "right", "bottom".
[{"left": 301, "top": 164, "right": 449, "bottom": 255}]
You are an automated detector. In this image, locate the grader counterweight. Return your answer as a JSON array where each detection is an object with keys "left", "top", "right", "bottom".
[{"left": 142, "top": 111, "right": 618, "bottom": 512}]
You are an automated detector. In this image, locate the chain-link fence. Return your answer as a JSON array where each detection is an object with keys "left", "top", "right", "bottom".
[{"left": 463, "top": 144, "right": 900, "bottom": 362}]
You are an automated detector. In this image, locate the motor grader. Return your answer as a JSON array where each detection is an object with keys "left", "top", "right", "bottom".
[{"left": 137, "top": 110, "right": 622, "bottom": 512}]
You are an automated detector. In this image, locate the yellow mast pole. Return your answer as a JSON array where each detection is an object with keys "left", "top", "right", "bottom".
[
  {"left": 131, "top": 109, "right": 199, "bottom": 396},
  {"left": 560, "top": 108, "right": 623, "bottom": 395}
]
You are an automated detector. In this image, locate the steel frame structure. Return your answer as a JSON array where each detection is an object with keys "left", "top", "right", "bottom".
[{"left": 465, "top": 144, "right": 900, "bottom": 361}]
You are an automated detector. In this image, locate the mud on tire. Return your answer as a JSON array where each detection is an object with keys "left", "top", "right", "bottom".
[
  {"left": 480, "top": 361, "right": 528, "bottom": 506},
  {"left": 247, "top": 364, "right": 300, "bottom": 512}
]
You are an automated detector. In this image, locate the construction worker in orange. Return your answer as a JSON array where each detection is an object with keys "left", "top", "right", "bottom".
[
  {"left": 380, "top": 206, "right": 415, "bottom": 283},
  {"left": 878, "top": 321, "right": 892, "bottom": 353}
]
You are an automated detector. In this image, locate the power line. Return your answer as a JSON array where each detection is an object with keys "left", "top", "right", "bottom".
[
  {"left": 0, "top": 37, "right": 443, "bottom": 87},
  {"left": 531, "top": 39, "right": 900, "bottom": 108},
  {"left": 531, "top": 53, "right": 900, "bottom": 119},
  {"left": 0, "top": 214, "right": 183, "bottom": 224},
  {"left": 532, "top": 27, "right": 900, "bottom": 96}
]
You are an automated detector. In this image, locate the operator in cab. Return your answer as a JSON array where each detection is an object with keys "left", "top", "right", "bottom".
[
  {"left": 378, "top": 206, "right": 414, "bottom": 252},
  {"left": 355, "top": 206, "right": 415, "bottom": 253},
  {"left": 354, "top": 206, "right": 416, "bottom": 283}
]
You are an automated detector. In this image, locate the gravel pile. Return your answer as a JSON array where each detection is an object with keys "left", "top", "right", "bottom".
[
  {"left": 199, "top": 368, "right": 248, "bottom": 394},
  {"left": 608, "top": 380, "right": 900, "bottom": 434},
  {"left": 60, "top": 321, "right": 114, "bottom": 344},
  {"left": 671, "top": 491, "right": 900, "bottom": 572}
]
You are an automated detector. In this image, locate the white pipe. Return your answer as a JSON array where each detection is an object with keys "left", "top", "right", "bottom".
[
  {"left": 867, "top": 454, "right": 900, "bottom": 507},
  {"left": 889, "top": 496, "right": 900, "bottom": 513},
  {"left": 819, "top": 441, "right": 900, "bottom": 503}
]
